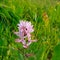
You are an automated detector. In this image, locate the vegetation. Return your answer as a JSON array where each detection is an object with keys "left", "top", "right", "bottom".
[{"left": 0, "top": 0, "right": 60, "bottom": 60}]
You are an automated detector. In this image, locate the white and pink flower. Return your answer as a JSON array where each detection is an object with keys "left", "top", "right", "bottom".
[{"left": 14, "top": 20, "right": 37, "bottom": 48}]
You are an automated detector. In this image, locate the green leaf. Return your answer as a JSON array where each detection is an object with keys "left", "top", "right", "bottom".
[{"left": 52, "top": 43, "right": 60, "bottom": 60}]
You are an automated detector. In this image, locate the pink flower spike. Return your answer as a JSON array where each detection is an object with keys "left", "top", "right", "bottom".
[{"left": 14, "top": 20, "right": 37, "bottom": 48}]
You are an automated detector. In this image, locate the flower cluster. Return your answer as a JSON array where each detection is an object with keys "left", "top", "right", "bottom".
[{"left": 14, "top": 20, "right": 37, "bottom": 48}]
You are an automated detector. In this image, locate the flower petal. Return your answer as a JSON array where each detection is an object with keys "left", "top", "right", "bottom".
[
  {"left": 15, "top": 39, "right": 22, "bottom": 42},
  {"left": 23, "top": 44, "right": 28, "bottom": 48}
]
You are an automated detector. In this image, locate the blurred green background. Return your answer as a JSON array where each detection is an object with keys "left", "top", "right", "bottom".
[{"left": 0, "top": 0, "right": 60, "bottom": 60}]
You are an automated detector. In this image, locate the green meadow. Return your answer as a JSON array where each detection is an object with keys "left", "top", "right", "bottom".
[{"left": 0, "top": 0, "right": 60, "bottom": 60}]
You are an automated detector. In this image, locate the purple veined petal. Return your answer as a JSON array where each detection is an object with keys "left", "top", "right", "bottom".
[
  {"left": 14, "top": 32, "right": 25, "bottom": 38},
  {"left": 23, "top": 44, "right": 28, "bottom": 48},
  {"left": 26, "top": 40, "right": 37, "bottom": 47},
  {"left": 15, "top": 39, "right": 22, "bottom": 42},
  {"left": 23, "top": 40, "right": 32, "bottom": 48},
  {"left": 21, "top": 40, "right": 26, "bottom": 45},
  {"left": 28, "top": 40, "right": 37, "bottom": 42},
  {"left": 14, "top": 32, "right": 20, "bottom": 36},
  {"left": 19, "top": 31, "right": 24, "bottom": 38},
  {"left": 27, "top": 33, "right": 31, "bottom": 40},
  {"left": 27, "top": 41, "right": 32, "bottom": 46},
  {"left": 31, "top": 40, "right": 37, "bottom": 42}
]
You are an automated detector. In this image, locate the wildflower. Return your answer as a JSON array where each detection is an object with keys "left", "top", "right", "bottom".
[
  {"left": 42, "top": 12, "right": 49, "bottom": 27},
  {"left": 14, "top": 20, "right": 37, "bottom": 48},
  {"left": 42, "top": 12, "right": 48, "bottom": 21}
]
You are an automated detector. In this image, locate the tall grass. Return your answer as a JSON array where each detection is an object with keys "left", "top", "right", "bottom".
[{"left": 0, "top": 0, "right": 60, "bottom": 60}]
